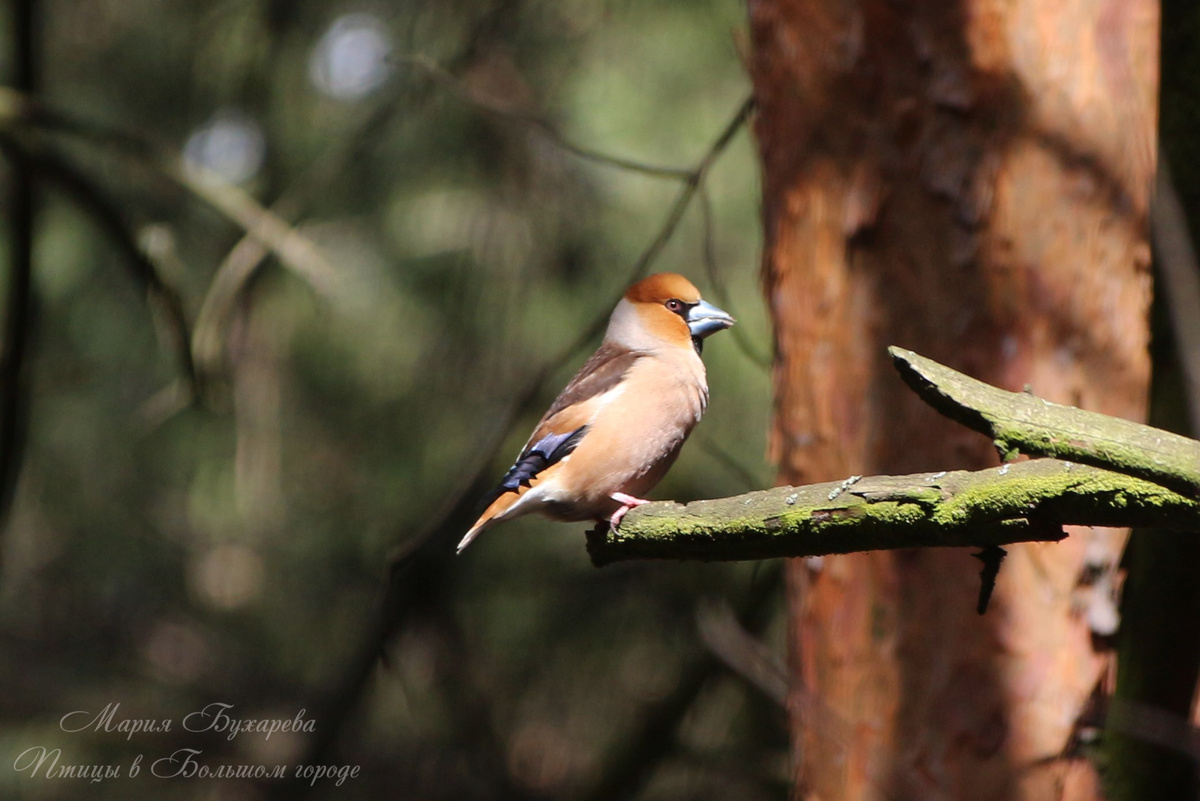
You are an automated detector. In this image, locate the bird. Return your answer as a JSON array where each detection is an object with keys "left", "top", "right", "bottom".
[{"left": 457, "top": 272, "right": 734, "bottom": 553}]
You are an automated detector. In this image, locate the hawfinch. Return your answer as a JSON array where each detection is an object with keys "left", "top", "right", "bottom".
[{"left": 457, "top": 273, "right": 734, "bottom": 553}]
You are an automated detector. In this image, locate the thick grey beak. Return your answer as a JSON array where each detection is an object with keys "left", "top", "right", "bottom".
[{"left": 686, "top": 299, "right": 735, "bottom": 339}]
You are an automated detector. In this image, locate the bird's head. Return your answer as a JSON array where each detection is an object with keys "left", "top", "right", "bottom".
[{"left": 607, "top": 273, "right": 735, "bottom": 353}]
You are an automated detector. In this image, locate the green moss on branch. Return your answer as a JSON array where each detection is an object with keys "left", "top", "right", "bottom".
[
  {"left": 587, "top": 460, "right": 1200, "bottom": 565},
  {"left": 890, "top": 347, "right": 1200, "bottom": 498},
  {"left": 588, "top": 351, "right": 1200, "bottom": 565}
]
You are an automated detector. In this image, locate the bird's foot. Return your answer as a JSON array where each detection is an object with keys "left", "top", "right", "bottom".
[{"left": 609, "top": 492, "right": 651, "bottom": 529}]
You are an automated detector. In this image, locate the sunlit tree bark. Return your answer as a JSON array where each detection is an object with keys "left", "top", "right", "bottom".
[{"left": 747, "top": 0, "right": 1158, "bottom": 798}]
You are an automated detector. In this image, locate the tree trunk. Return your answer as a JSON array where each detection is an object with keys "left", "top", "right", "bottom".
[
  {"left": 747, "top": 1, "right": 1158, "bottom": 799},
  {"left": 1103, "top": 0, "right": 1200, "bottom": 796}
]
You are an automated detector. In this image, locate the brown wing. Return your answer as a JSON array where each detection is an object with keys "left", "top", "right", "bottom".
[
  {"left": 482, "top": 343, "right": 645, "bottom": 505},
  {"left": 459, "top": 344, "right": 653, "bottom": 552},
  {"left": 539, "top": 342, "right": 645, "bottom": 425}
]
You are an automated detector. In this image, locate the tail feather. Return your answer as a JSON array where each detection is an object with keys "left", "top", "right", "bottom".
[
  {"left": 457, "top": 460, "right": 563, "bottom": 554},
  {"left": 457, "top": 490, "right": 523, "bottom": 553}
]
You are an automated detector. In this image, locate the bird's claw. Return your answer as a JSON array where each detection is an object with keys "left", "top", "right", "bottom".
[{"left": 609, "top": 492, "right": 650, "bottom": 529}]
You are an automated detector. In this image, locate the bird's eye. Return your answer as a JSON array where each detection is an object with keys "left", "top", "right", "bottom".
[{"left": 665, "top": 299, "right": 684, "bottom": 313}]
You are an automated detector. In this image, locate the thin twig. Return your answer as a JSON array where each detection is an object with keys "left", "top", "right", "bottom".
[
  {"left": 696, "top": 434, "right": 767, "bottom": 492},
  {"left": 0, "top": 138, "right": 199, "bottom": 398},
  {"left": 399, "top": 53, "right": 757, "bottom": 314},
  {"left": 697, "top": 597, "right": 788, "bottom": 706},
  {"left": 400, "top": 53, "right": 696, "bottom": 180},
  {"left": 191, "top": 86, "right": 419, "bottom": 390},
  {"left": 576, "top": 565, "right": 782, "bottom": 801},
  {"left": 632, "top": 96, "right": 756, "bottom": 274},
  {"left": 1105, "top": 697, "right": 1200, "bottom": 761},
  {"left": 698, "top": 181, "right": 771, "bottom": 367},
  {"left": 0, "top": 88, "right": 333, "bottom": 288},
  {"left": 0, "top": 86, "right": 151, "bottom": 157},
  {"left": 515, "top": 94, "right": 759, "bottom": 392},
  {"left": 193, "top": 21, "right": 538, "bottom": 390}
]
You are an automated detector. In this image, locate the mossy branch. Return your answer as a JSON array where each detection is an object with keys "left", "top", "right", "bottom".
[
  {"left": 890, "top": 347, "right": 1200, "bottom": 498},
  {"left": 588, "top": 351, "right": 1200, "bottom": 566},
  {"left": 588, "top": 460, "right": 1199, "bottom": 565}
]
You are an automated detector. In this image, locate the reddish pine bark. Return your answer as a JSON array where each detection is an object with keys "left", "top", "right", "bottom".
[{"left": 747, "top": 1, "right": 1158, "bottom": 798}]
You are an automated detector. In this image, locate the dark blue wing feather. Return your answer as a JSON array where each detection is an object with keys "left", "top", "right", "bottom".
[{"left": 498, "top": 426, "right": 588, "bottom": 492}]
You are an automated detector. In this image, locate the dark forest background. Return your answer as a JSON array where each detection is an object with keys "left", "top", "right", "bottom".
[
  {"left": 2, "top": 0, "right": 1200, "bottom": 800},
  {"left": 0, "top": 1, "right": 785, "bottom": 800}
]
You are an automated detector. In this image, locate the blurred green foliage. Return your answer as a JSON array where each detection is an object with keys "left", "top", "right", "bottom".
[{"left": 0, "top": 1, "right": 786, "bottom": 799}]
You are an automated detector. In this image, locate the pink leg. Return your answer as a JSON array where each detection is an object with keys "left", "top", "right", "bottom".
[{"left": 609, "top": 492, "right": 650, "bottom": 529}]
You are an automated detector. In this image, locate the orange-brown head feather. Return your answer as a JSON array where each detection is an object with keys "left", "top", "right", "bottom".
[
  {"left": 623, "top": 273, "right": 703, "bottom": 305},
  {"left": 608, "top": 273, "right": 705, "bottom": 351}
]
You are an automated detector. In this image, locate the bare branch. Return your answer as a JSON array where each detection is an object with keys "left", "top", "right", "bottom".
[
  {"left": 627, "top": 96, "right": 755, "bottom": 278},
  {"left": 400, "top": 53, "right": 697, "bottom": 180},
  {"left": 525, "top": 94, "right": 758, "bottom": 381},
  {"left": 396, "top": 54, "right": 756, "bottom": 309},
  {"left": 0, "top": 88, "right": 334, "bottom": 288},
  {"left": 697, "top": 599, "right": 788, "bottom": 707},
  {"left": 698, "top": 182, "right": 771, "bottom": 368},
  {"left": 2, "top": 139, "right": 199, "bottom": 398}
]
